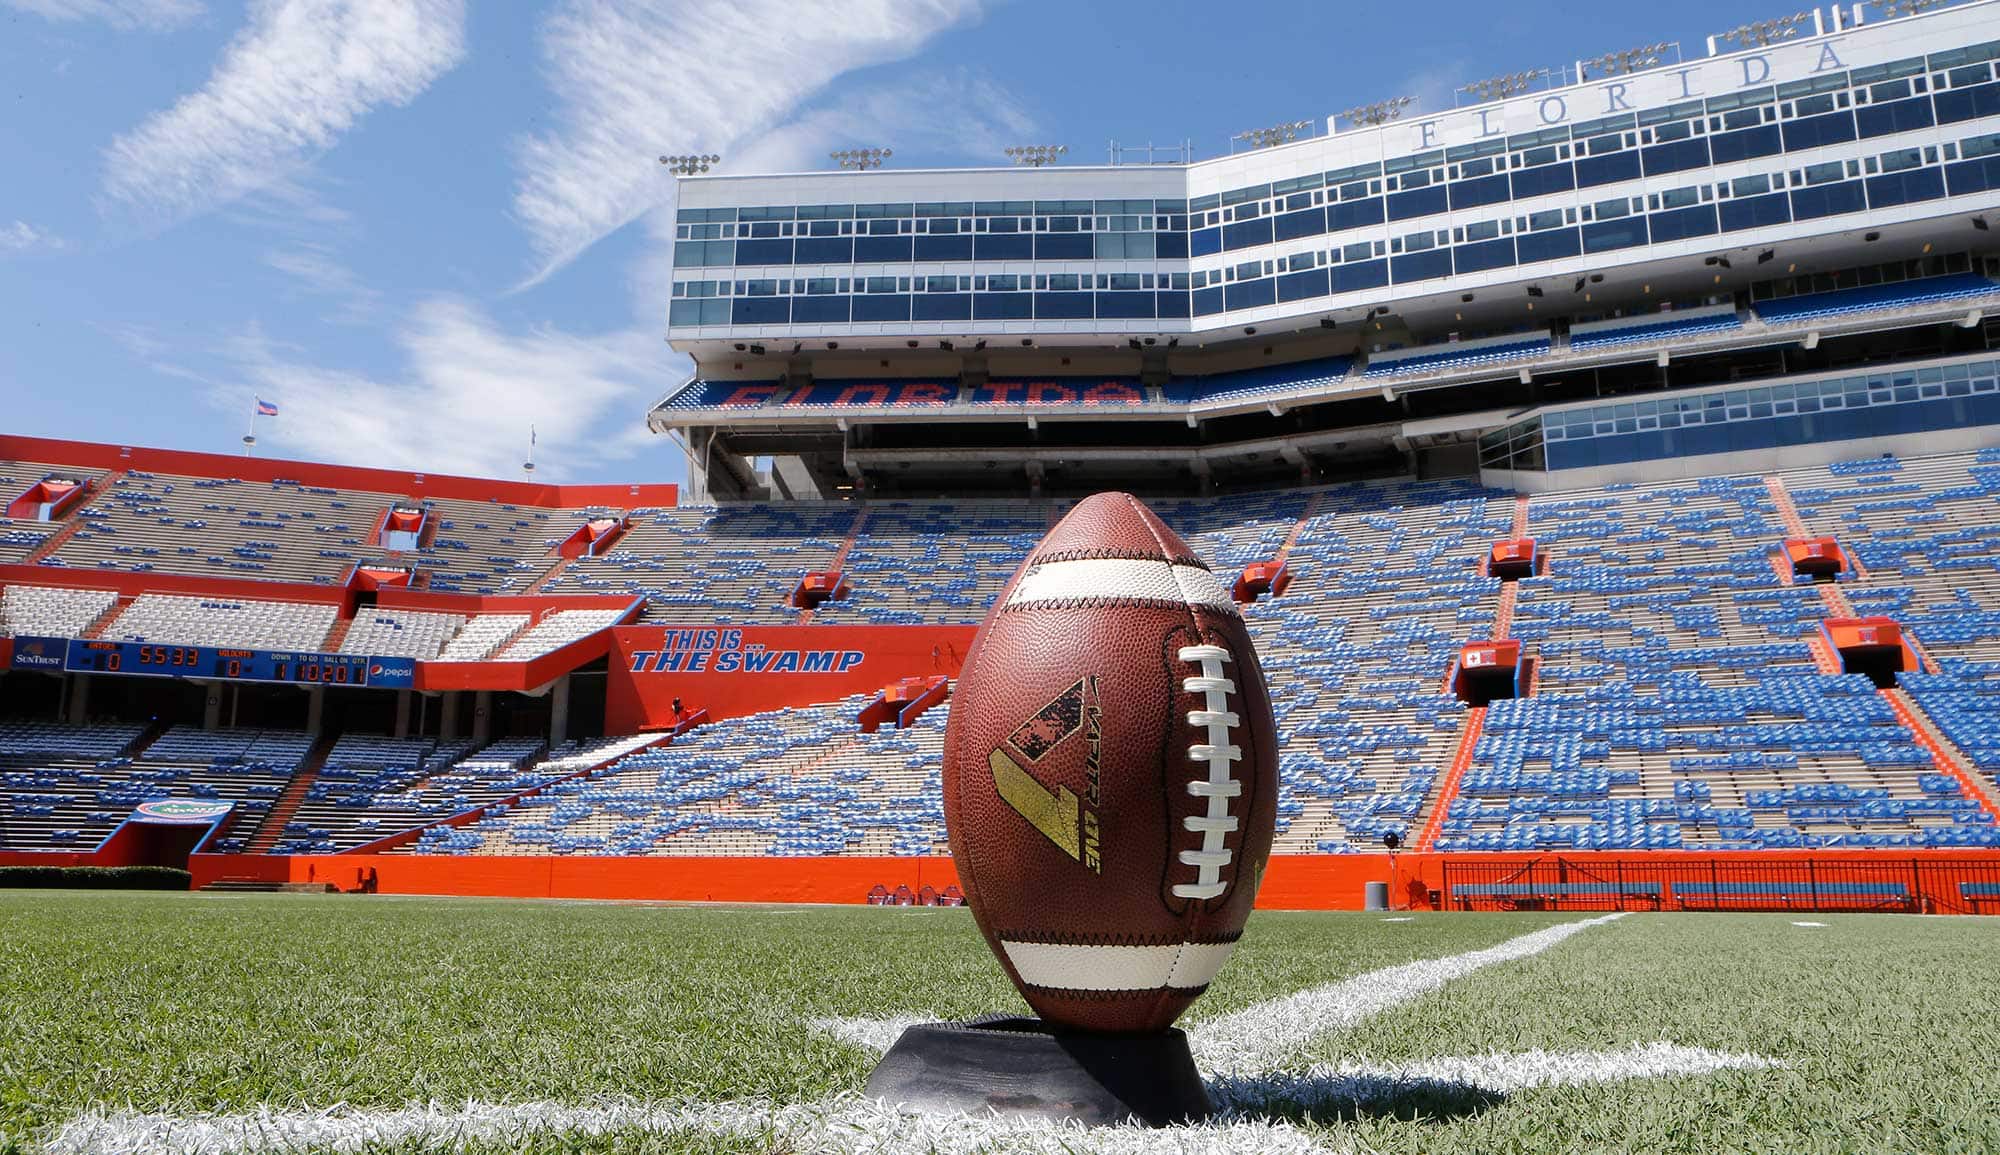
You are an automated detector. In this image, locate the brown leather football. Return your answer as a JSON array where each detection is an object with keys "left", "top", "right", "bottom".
[{"left": 942, "top": 491, "right": 1279, "bottom": 1034}]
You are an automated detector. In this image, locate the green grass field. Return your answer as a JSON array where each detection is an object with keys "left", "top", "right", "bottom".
[{"left": 2, "top": 892, "right": 1996, "bottom": 1154}]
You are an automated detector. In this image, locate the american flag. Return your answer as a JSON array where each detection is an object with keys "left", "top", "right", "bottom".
[{"left": 255, "top": 398, "right": 279, "bottom": 417}]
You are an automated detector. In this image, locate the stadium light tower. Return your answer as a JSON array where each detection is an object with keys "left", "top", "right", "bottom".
[
  {"left": 1577, "top": 41, "right": 1678, "bottom": 81},
  {"left": 1711, "top": 12, "right": 1814, "bottom": 51},
  {"left": 831, "top": 147, "right": 893, "bottom": 171},
  {"left": 1004, "top": 144, "right": 1069, "bottom": 167},
  {"left": 1456, "top": 70, "right": 1546, "bottom": 105},
  {"left": 658, "top": 153, "right": 720, "bottom": 176},
  {"left": 1232, "top": 119, "right": 1313, "bottom": 150},
  {"left": 1335, "top": 96, "right": 1415, "bottom": 131}
]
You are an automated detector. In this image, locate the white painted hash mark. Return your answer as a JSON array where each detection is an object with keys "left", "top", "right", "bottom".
[
  {"left": 1190, "top": 912, "right": 1630, "bottom": 1076},
  {"left": 810, "top": 1014, "right": 936, "bottom": 1055},
  {"left": 1792, "top": 921, "right": 1828, "bottom": 928},
  {"left": 1380, "top": 916, "right": 1415, "bottom": 922}
]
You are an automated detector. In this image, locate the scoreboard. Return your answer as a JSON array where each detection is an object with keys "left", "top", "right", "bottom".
[{"left": 56, "top": 640, "right": 415, "bottom": 688}]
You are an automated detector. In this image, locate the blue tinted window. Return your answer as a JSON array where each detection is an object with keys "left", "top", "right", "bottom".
[
  {"left": 1155, "top": 231, "right": 1189, "bottom": 258},
  {"left": 1857, "top": 96, "right": 1935, "bottom": 137},
  {"left": 732, "top": 297, "right": 789, "bottom": 324},
  {"left": 1333, "top": 260, "right": 1389, "bottom": 293},
  {"left": 1448, "top": 174, "right": 1511, "bottom": 210},
  {"left": 1275, "top": 269, "right": 1331, "bottom": 302},
  {"left": 1515, "top": 227, "right": 1581, "bottom": 263},
  {"left": 1223, "top": 218, "right": 1275, "bottom": 250},
  {"left": 1190, "top": 228, "right": 1222, "bottom": 258},
  {"left": 914, "top": 236, "right": 972, "bottom": 262},
  {"left": 1034, "top": 234, "right": 1093, "bottom": 260},
  {"left": 1641, "top": 138, "right": 1710, "bottom": 175},
  {"left": 1155, "top": 291, "right": 1190, "bottom": 319},
  {"left": 1935, "top": 81, "right": 2000, "bottom": 124},
  {"left": 973, "top": 293, "right": 1033, "bottom": 320},
  {"left": 1329, "top": 198, "right": 1385, "bottom": 231},
  {"left": 791, "top": 296, "right": 850, "bottom": 323},
  {"left": 1035, "top": 291, "right": 1093, "bottom": 319},
  {"left": 912, "top": 294, "right": 969, "bottom": 321},
  {"left": 1192, "top": 286, "right": 1225, "bottom": 315},
  {"left": 1273, "top": 208, "right": 1327, "bottom": 242},
  {"left": 794, "top": 238, "right": 852, "bottom": 264},
  {"left": 1790, "top": 180, "right": 1867, "bottom": 220},
  {"left": 1575, "top": 150, "right": 1641, "bottom": 188},
  {"left": 973, "top": 235, "right": 1032, "bottom": 260},
  {"left": 1510, "top": 164, "right": 1575, "bottom": 199},
  {"left": 1582, "top": 218, "right": 1647, "bottom": 253},
  {"left": 851, "top": 295, "right": 911, "bottom": 322},
  {"left": 1445, "top": 237, "right": 1509, "bottom": 273},
  {"left": 1708, "top": 125, "right": 1782, "bottom": 164},
  {"left": 1782, "top": 111, "right": 1856, "bottom": 151},
  {"left": 1225, "top": 279, "right": 1277, "bottom": 311},
  {"left": 854, "top": 236, "right": 913, "bottom": 262},
  {"left": 1866, "top": 168, "right": 1945, "bottom": 208},
  {"left": 1647, "top": 204, "right": 1718, "bottom": 242},
  {"left": 1391, "top": 249, "right": 1453, "bottom": 283},
  {"left": 1719, "top": 191, "right": 1791, "bottom": 231},
  {"left": 1094, "top": 291, "right": 1155, "bottom": 319},
  {"left": 1386, "top": 185, "right": 1448, "bottom": 220},
  {"left": 1945, "top": 155, "right": 2000, "bottom": 196}
]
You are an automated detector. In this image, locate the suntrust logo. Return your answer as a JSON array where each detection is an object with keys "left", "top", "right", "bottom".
[{"left": 9, "top": 638, "right": 64, "bottom": 670}]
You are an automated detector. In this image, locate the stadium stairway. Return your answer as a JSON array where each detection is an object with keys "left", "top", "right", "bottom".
[
  {"left": 318, "top": 616, "right": 353, "bottom": 653},
  {"left": 19, "top": 470, "right": 121, "bottom": 565},
  {"left": 796, "top": 506, "right": 868, "bottom": 625},
  {"left": 1416, "top": 706, "right": 1488, "bottom": 850},
  {"left": 243, "top": 734, "right": 335, "bottom": 853},
  {"left": 77, "top": 596, "right": 130, "bottom": 640},
  {"left": 1884, "top": 689, "right": 2000, "bottom": 817}
]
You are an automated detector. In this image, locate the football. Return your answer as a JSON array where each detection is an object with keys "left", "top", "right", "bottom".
[{"left": 942, "top": 491, "right": 1279, "bottom": 1034}]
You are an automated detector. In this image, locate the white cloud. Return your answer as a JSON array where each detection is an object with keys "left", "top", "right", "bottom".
[
  {"left": 220, "top": 300, "right": 685, "bottom": 482},
  {"left": 262, "top": 243, "right": 380, "bottom": 322},
  {"left": 513, "top": 0, "right": 983, "bottom": 284},
  {"left": 727, "top": 70, "right": 1034, "bottom": 176},
  {"left": 1, "top": 0, "right": 202, "bottom": 29},
  {"left": 102, "top": 0, "right": 466, "bottom": 221},
  {"left": 0, "top": 220, "right": 64, "bottom": 252}
]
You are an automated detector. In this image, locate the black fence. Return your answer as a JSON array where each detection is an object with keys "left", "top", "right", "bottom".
[{"left": 1440, "top": 855, "right": 2000, "bottom": 915}]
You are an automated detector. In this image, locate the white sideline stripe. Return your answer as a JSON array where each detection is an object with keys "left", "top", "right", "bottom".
[
  {"left": 1007, "top": 559, "right": 1237, "bottom": 614},
  {"left": 1001, "top": 940, "right": 1237, "bottom": 992},
  {"left": 810, "top": 1013, "right": 934, "bottom": 1055},
  {"left": 46, "top": 1045, "right": 1779, "bottom": 1155},
  {"left": 1791, "top": 920, "right": 1828, "bottom": 927},
  {"left": 1191, "top": 912, "right": 1631, "bottom": 1075}
]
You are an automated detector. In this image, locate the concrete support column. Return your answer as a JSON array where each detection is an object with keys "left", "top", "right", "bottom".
[
  {"left": 440, "top": 693, "right": 459, "bottom": 740},
  {"left": 305, "top": 686, "right": 325, "bottom": 735},
  {"left": 549, "top": 675, "right": 570, "bottom": 748},
  {"left": 65, "top": 673, "right": 91, "bottom": 724},
  {"left": 472, "top": 690, "right": 493, "bottom": 745},
  {"left": 202, "top": 683, "right": 222, "bottom": 729},
  {"left": 394, "top": 690, "right": 412, "bottom": 739}
]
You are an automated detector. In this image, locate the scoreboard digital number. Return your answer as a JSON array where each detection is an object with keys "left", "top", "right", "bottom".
[{"left": 66, "top": 641, "right": 386, "bottom": 686}]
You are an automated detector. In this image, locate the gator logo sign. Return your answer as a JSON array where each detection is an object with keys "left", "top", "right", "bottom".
[
  {"left": 9, "top": 636, "right": 66, "bottom": 671},
  {"left": 133, "top": 799, "right": 234, "bottom": 824},
  {"left": 628, "top": 629, "right": 864, "bottom": 676}
]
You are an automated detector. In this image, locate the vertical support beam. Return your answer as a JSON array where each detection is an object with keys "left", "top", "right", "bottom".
[
  {"left": 202, "top": 684, "right": 222, "bottom": 729},
  {"left": 472, "top": 690, "right": 493, "bottom": 745},
  {"left": 550, "top": 675, "right": 570, "bottom": 747},
  {"left": 304, "top": 686, "right": 325, "bottom": 734},
  {"left": 394, "top": 690, "right": 412, "bottom": 739},
  {"left": 440, "top": 692, "right": 459, "bottom": 740},
  {"left": 65, "top": 673, "right": 91, "bottom": 724}
]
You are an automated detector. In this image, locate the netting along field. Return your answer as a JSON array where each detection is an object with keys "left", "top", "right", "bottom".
[{"left": 3, "top": 894, "right": 1995, "bottom": 1155}]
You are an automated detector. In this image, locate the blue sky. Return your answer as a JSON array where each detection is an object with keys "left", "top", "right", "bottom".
[{"left": 1, "top": 0, "right": 1758, "bottom": 485}]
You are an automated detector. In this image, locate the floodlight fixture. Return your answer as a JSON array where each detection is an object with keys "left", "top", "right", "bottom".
[
  {"left": 831, "top": 147, "right": 893, "bottom": 170},
  {"left": 1872, "top": 0, "right": 1947, "bottom": 16},
  {"left": 1578, "top": 41, "right": 1677, "bottom": 80},
  {"left": 658, "top": 153, "right": 720, "bottom": 176},
  {"left": 1004, "top": 144, "right": 1069, "bottom": 167},
  {"left": 1713, "top": 12, "right": 1813, "bottom": 49},
  {"left": 1337, "top": 95, "right": 1415, "bottom": 129},
  {"left": 1458, "top": 70, "right": 1545, "bottom": 104},
  {"left": 1233, "top": 119, "right": 1314, "bottom": 150}
]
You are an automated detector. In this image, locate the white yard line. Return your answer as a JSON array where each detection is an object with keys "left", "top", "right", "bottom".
[{"left": 1191, "top": 912, "right": 1630, "bottom": 1075}]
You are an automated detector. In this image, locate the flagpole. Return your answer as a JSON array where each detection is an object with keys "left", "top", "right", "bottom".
[{"left": 243, "top": 407, "right": 257, "bottom": 458}]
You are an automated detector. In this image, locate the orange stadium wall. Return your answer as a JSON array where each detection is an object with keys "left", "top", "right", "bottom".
[
  {"left": 187, "top": 849, "right": 2000, "bottom": 912},
  {"left": 0, "top": 434, "right": 676, "bottom": 509},
  {"left": 605, "top": 625, "right": 977, "bottom": 729}
]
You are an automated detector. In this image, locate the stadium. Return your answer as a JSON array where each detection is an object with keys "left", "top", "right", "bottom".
[{"left": 6, "top": 0, "right": 2000, "bottom": 1151}]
